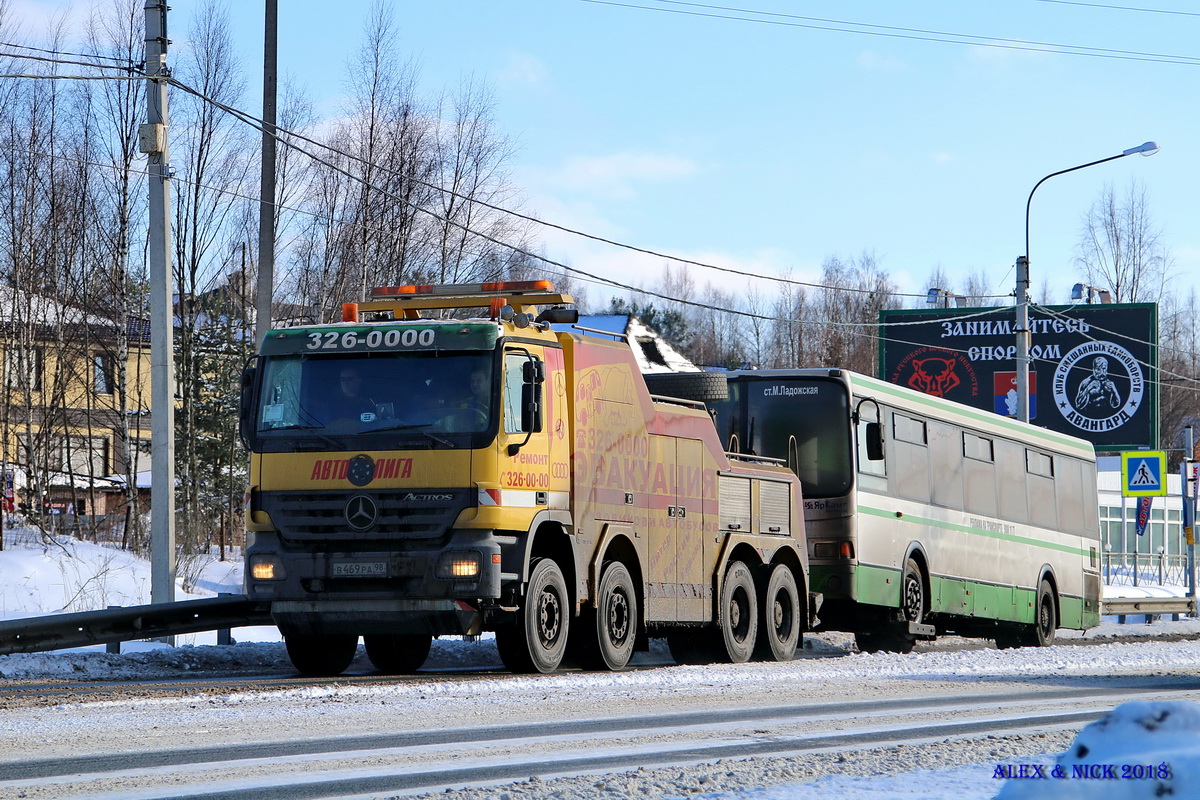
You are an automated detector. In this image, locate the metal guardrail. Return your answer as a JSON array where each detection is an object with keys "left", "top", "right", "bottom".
[
  {"left": 1103, "top": 552, "right": 1192, "bottom": 588},
  {"left": 1101, "top": 596, "right": 1197, "bottom": 617},
  {"left": 0, "top": 594, "right": 272, "bottom": 655}
]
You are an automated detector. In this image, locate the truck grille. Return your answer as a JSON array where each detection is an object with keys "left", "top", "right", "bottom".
[{"left": 262, "top": 489, "right": 471, "bottom": 540}]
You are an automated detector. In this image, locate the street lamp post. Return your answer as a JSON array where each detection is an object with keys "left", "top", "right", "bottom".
[{"left": 1014, "top": 141, "right": 1159, "bottom": 424}]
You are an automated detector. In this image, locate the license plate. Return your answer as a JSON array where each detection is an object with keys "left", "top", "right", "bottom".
[{"left": 331, "top": 561, "right": 388, "bottom": 577}]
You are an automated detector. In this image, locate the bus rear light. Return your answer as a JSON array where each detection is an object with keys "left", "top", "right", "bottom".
[{"left": 813, "top": 541, "right": 855, "bottom": 560}]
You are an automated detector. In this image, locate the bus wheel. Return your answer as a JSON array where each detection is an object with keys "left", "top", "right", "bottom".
[
  {"left": 900, "top": 558, "right": 926, "bottom": 628},
  {"left": 754, "top": 564, "right": 800, "bottom": 662},
  {"left": 718, "top": 561, "right": 758, "bottom": 663},
  {"left": 497, "top": 558, "right": 570, "bottom": 673},
  {"left": 1019, "top": 580, "right": 1057, "bottom": 647},
  {"left": 364, "top": 634, "right": 432, "bottom": 674},
  {"left": 285, "top": 634, "right": 358, "bottom": 676},
  {"left": 577, "top": 561, "right": 637, "bottom": 671}
]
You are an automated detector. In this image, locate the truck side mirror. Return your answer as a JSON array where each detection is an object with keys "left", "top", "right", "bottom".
[
  {"left": 521, "top": 382, "right": 543, "bottom": 433},
  {"left": 238, "top": 366, "right": 257, "bottom": 445},
  {"left": 522, "top": 359, "right": 545, "bottom": 384},
  {"left": 865, "top": 421, "right": 884, "bottom": 461}
]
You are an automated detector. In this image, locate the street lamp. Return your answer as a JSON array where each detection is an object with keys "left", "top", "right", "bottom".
[
  {"left": 1014, "top": 141, "right": 1159, "bottom": 423},
  {"left": 1070, "top": 283, "right": 1113, "bottom": 304},
  {"left": 926, "top": 287, "right": 966, "bottom": 308}
]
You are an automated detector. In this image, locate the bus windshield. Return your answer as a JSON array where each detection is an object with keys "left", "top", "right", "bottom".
[
  {"left": 719, "top": 376, "right": 854, "bottom": 498},
  {"left": 253, "top": 351, "right": 494, "bottom": 449}
]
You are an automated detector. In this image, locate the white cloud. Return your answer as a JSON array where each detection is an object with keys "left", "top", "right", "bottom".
[
  {"left": 529, "top": 152, "right": 699, "bottom": 200},
  {"left": 856, "top": 50, "right": 906, "bottom": 72},
  {"left": 496, "top": 51, "right": 548, "bottom": 86}
]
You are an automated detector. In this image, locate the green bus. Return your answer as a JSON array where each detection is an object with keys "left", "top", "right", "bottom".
[{"left": 710, "top": 368, "right": 1101, "bottom": 652}]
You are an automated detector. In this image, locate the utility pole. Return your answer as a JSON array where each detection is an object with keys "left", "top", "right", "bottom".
[
  {"left": 1186, "top": 426, "right": 1196, "bottom": 606},
  {"left": 1014, "top": 256, "right": 1031, "bottom": 424},
  {"left": 256, "top": 0, "right": 278, "bottom": 347},
  {"left": 141, "top": 1, "right": 176, "bottom": 611}
]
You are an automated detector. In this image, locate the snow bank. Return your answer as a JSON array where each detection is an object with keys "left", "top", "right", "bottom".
[{"left": 997, "top": 700, "right": 1200, "bottom": 799}]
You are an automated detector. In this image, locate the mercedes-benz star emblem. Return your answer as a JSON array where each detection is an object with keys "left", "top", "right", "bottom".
[{"left": 345, "top": 495, "right": 378, "bottom": 531}]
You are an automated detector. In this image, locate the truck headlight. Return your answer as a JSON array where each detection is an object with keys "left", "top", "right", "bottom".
[
  {"left": 437, "top": 552, "right": 481, "bottom": 579},
  {"left": 249, "top": 555, "right": 286, "bottom": 580}
]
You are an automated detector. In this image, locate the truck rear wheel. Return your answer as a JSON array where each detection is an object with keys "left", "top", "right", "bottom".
[
  {"left": 364, "top": 634, "right": 432, "bottom": 674},
  {"left": 718, "top": 561, "right": 758, "bottom": 663},
  {"left": 285, "top": 634, "right": 358, "bottom": 676},
  {"left": 754, "top": 564, "right": 801, "bottom": 662},
  {"left": 575, "top": 561, "right": 637, "bottom": 671},
  {"left": 496, "top": 558, "right": 570, "bottom": 673}
]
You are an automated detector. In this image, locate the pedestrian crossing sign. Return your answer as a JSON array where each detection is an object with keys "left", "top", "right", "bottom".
[{"left": 1121, "top": 450, "right": 1168, "bottom": 497}]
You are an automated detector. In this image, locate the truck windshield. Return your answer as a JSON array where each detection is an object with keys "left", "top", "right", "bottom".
[
  {"left": 715, "top": 376, "right": 854, "bottom": 499},
  {"left": 254, "top": 351, "right": 494, "bottom": 448}
]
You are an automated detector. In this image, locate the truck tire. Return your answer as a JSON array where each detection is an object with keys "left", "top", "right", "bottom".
[
  {"left": 753, "top": 564, "right": 801, "bottom": 662},
  {"left": 496, "top": 558, "right": 570, "bottom": 673},
  {"left": 717, "top": 561, "right": 758, "bottom": 663},
  {"left": 285, "top": 634, "right": 358, "bottom": 676},
  {"left": 364, "top": 634, "right": 432, "bottom": 674},
  {"left": 575, "top": 561, "right": 638, "bottom": 671},
  {"left": 643, "top": 372, "right": 728, "bottom": 402}
]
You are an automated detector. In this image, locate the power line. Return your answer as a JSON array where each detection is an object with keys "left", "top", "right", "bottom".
[
  {"left": 163, "top": 77, "right": 959, "bottom": 301},
  {"left": 0, "top": 49, "right": 143, "bottom": 74},
  {"left": 577, "top": 0, "right": 1200, "bottom": 66},
  {"left": 0, "top": 40, "right": 139, "bottom": 67},
  {"left": 1033, "top": 0, "right": 1200, "bottom": 18},
  {"left": 0, "top": 73, "right": 142, "bottom": 81}
]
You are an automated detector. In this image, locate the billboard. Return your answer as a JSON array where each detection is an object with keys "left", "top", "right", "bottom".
[{"left": 878, "top": 303, "right": 1158, "bottom": 451}]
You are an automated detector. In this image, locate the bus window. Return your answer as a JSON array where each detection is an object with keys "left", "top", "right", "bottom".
[
  {"left": 890, "top": 412, "right": 931, "bottom": 503},
  {"left": 1027, "top": 450, "right": 1057, "bottom": 529},
  {"left": 995, "top": 440, "right": 1029, "bottom": 523},
  {"left": 929, "top": 421, "right": 964, "bottom": 510},
  {"left": 743, "top": 378, "right": 853, "bottom": 499}
]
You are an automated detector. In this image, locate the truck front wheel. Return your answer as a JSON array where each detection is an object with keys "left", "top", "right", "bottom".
[{"left": 496, "top": 558, "right": 570, "bottom": 673}]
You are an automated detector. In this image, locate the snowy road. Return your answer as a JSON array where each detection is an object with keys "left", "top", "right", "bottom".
[
  {"left": 5, "top": 679, "right": 1198, "bottom": 799},
  {"left": 5, "top": 632, "right": 1200, "bottom": 799}
]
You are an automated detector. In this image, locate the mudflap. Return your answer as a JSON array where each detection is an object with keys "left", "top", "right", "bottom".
[
  {"left": 808, "top": 591, "right": 823, "bottom": 630},
  {"left": 908, "top": 621, "right": 936, "bottom": 640}
]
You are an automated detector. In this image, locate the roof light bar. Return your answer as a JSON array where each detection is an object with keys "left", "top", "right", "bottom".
[{"left": 370, "top": 280, "right": 554, "bottom": 299}]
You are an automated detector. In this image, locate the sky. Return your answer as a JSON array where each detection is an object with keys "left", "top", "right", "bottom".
[{"left": 14, "top": 0, "right": 1200, "bottom": 312}]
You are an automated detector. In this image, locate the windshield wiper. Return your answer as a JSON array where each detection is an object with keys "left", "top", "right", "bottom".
[
  {"left": 261, "top": 423, "right": 341, "bottom": 449},
  {"left": 362, "top": 421, "right": 457, "bottom": 448}
]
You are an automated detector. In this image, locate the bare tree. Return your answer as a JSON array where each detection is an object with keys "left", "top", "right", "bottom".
[
  {"left": 170, "top": 2, "right": 253, "bottom": 555},
  {"left": 1075, "top": 181, "right": 1172, "bottom": 303},
  {"left": 82, "top": 0, "right": 150, "bottom": 548},
  {"left": 430, "top": 77, "right": 529, "bottom": 284}
]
